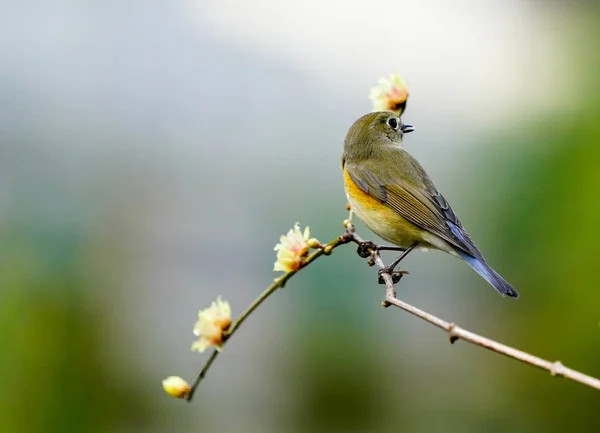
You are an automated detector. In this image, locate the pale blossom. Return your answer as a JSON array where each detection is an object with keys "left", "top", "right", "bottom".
[
  {"left": 369, "top": 72, "right": 410, "bottom": 114},
  {"left": 273, "top": 223, "right": 312, "bottom": 272},
  {"left": 191, "top": 296, "right": 232, "bottom": 352}
]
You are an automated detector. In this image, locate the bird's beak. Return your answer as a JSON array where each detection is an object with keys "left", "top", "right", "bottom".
[{"left": 401, "top": 124, "right": 414, "bottom": 134}]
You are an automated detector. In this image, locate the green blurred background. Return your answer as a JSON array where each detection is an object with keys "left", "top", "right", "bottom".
[{"left": 1, "top": 1, "right": 599, "bottom": 432}]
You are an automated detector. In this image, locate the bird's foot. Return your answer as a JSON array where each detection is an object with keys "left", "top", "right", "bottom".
[
  {"left": 378, "top": 269, "right": 409, "bottom": 285},
  {"left": 357, "top": 241, "right": 378, "bottom": 258}
]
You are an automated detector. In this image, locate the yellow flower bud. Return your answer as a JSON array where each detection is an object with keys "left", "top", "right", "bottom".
[
  {"left": 307, "top": 238, "right": 321, "bottom": 249},
  {"left": 162, "top": 376, "right": 191, "bottom": 398}
]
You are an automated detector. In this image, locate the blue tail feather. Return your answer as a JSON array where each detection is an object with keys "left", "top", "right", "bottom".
[
  {"left": 456, "top": 250, "right": 519, "bottom": 298},
  {"left": 445, "top": 221, "right": 518, "bottom": 298}
]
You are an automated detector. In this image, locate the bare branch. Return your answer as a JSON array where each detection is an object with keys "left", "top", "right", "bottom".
[
  {"left": 184, "top": 222, "right": 600, "bottom": 402},
  {"left": 370, "top": 237, "right": 600, "bottom": 391},
  {"left": 185, "top": 229, "right": 354, "bottom": 401}
]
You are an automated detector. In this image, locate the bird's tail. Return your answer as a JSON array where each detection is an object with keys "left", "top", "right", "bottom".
[{"left": 456, "top": 250, "right": 519, "bottom": 298}]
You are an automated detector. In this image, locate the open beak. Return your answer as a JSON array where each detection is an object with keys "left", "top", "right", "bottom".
[{"left": 401, "top": 124, "right": 414, "bottom": 134}]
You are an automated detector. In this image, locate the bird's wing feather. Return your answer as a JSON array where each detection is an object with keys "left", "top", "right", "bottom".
[{"left": 346, "top": 158, "right": 482, "bottom": 258}]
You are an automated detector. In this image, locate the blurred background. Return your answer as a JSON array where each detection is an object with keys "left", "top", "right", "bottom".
[{"left": 1, "top": 1, "right": 599, "bottom": 432}]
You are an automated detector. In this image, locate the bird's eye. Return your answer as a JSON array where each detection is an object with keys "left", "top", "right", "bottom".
[{"left": 387, "top": 117, "right": 399, "bottom": 129}]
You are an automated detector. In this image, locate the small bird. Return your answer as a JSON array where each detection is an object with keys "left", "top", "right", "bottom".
[{"left": 341, "top": 112, "right": 519, "bottom": 298}]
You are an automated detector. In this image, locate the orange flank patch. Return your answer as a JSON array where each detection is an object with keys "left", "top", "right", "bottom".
[
  {"left": 343, "top": 167, "right": 425, "bottom": 248},
  {"left": 343, "top": 168, "right": 383, "bottom": 209}
]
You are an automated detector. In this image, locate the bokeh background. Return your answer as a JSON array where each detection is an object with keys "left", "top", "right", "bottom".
[{"left": 1, "top": 1, "right": 599, "bottom": 432}]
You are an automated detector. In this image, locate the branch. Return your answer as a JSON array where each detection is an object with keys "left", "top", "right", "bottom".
[
  {"left": 358, "top": 230, "right": 600, "bottom": 391},
  {"left": 185, "top": 229, "right": 354, "bottom": 401},
  {"left": 184, "top": 222, "right": 600, "bottom": 402}
]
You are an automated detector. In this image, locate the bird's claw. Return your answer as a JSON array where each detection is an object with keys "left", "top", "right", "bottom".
[
  {"left": 378, "top": 270, "right": 409, "bottom": 285},
  {"left": 357, "top": 241, "right": 378, "bottom": 258}
]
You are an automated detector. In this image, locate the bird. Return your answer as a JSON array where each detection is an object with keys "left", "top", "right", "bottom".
[{"left": 341, "top": 111, "right": 519, "bottom": 298}]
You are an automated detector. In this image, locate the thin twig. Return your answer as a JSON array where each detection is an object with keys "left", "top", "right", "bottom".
[
  {"left": 185, "top": 230, "right": 354, "bottom": 401},
  {"left": 186, "top": 222, "right": 600, "bottom": 402},
  {"left": 367, "top": 235, "right": 600, "bottom": 391}
]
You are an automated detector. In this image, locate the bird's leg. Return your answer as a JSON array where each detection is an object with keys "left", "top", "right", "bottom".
[
  {"left": 356, "top": 243, "right": 406, "bottom": 258},
  {"left": 384, "top": 242, "right": 419, "bottom": 271},
  {"left": 376, "top": 245, "right": 407, "bottom": 253},
  {"left": 377, "top": 242, "right": 419, "bottom": 284}
]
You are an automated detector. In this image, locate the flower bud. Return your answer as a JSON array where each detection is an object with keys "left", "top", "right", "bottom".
[
  {"left": 307, "top": 238, "right": 322, "bottom": 249},
  {"left": 162, "top": 376, "right": 191, "bottom": 398}
]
